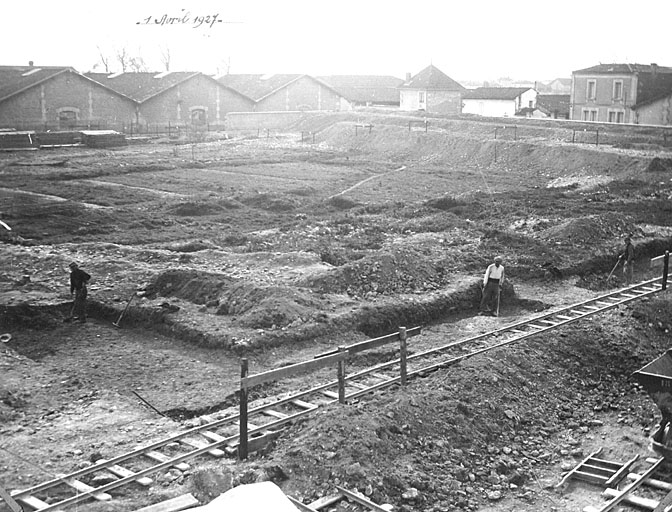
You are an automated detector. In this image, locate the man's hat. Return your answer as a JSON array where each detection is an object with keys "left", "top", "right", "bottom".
[
  {"left": 494, "top": 256, "right": 503, "bottom": 262},
  {"left": 69, "top": 262, "right": 78, "bottom": 268}
]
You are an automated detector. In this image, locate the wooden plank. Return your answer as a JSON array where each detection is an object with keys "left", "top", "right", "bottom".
[
  {"left": 371, "top": 372, "right": 393, "bottom": 381},
  {"left": 291, "top": 399, "right": 317, "bottom": 410},
  {"left": 15, "top": 494, "right": 63, "bottom": 511},
  {"left": 308, "top": 493, "right": 343, "bottom": 509},
  {"left": 605, "top": 454, "right": 639, "bottom": 486},
  {"left": 63, "top": 478, "right": 111, "bottom": 501},
  {"left": 179, "top": 438, "right": 225, "bottom": 458},
  {"left": 144, "top": 451, "right": 190, "bottom": 471},
  {"left": 132, "top": 493, "right": 200, "bottom": 512},
  {"left": 337, "top": 486, "right": 391, "bottom": 512},
  {"left": 584, "top": 457, "right": 664, "bottom": 512},
  {"left": 96, "top": 459, "right": 153, "bottom": 486},
  {"left": 556, "top": 448, "right": 603, "bottom": 488},
  {"left": 556, "top": 314, "right": 576, "bottom": 320},
  {"left": 242, "top": 351, "right": 347, "bottom": 389},
  {"left": 627, "top": 473, "right": 672, "bottom": 491},
  {"left": 539, "top": 320, "right": 558, "bottom": 325},
  {"left": 315, "top": 326, "right": 422, "bottom": 358},
  {"left": 287, "top": 495, "right": 319, "bottom": 512},
  {"left": 527, "top": 324, "right": 546, "bottom": 329},
  {"left": 1, "top": 485, "right": 27, "bottom": 512},
  {"left": 653, "top": 488, "right": 672, "bottom": 512},
  {"left": 261, "top": 409, "right": 289, "bottom": 419},
  {"left": 348, "top": 381, "right": 370, "bottom": 390},
  {"left": 602, "top": 488, "right": 657, "bottom": 510},
  {"left": 619, "top": 293, "right": 638, "bottom": 299},
  {"left": 573, "top": 470, "right": 609, "bottom": 484},
  {"left": 321, "top": 390, "right": 339, "bottom": 399}
]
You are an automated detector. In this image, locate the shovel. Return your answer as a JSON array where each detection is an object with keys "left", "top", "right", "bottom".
[
  {"left": 606, "top": 255, "right": 623, "bottom": 282},
  {"left": 495, "top": 286, "right": 501, "bottom": 317},
  {"left": 113, "top": 293, "right": 136, "bottom": 328}
]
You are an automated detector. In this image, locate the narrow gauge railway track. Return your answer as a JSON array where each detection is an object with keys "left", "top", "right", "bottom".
[{"left": 8, "top": 275, "right": 671, "bottom": 511}]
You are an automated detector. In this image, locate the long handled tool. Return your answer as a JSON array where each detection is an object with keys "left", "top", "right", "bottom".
[
  {"left": 113, "top": 293, "right": 136, "bottom": 328},
  {"left": 495, "top": 286, "right": 501, "bottom": 317},
  {"left": 606, "top": 255, "right": 623, "bottom": 282}
]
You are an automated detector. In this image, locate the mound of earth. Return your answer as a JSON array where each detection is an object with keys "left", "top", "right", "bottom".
[
  {"left": 298, "top": 246, "right": 449, "bottom": 297},
  {"left": 540, "top": 213, "right": 641, "bottom": 245},
  {"left": 216, "top": 283, "right": 325, "bottom": 329}
]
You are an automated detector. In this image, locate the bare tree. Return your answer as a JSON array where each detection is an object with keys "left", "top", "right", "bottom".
[
  {"left": 159, "top": 46, "right": 171, "bottom": 72},
  {"left": 96, "top": 46, "right": 111, "bottom": 73},
  {"left": 115, "top": 47, "right": 130, "bottom": 72},
  {"left": 128, "top": 55, "right": 148, "bottom": 73}
]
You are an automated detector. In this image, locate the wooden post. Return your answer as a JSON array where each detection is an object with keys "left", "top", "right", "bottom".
[
  {"left": 596, "top": 128, "right": 599, "bottom": 146},
  {"left": 663, "top": 251, "right": 670, "bottom": 290},
  {"left": 408, "top": 121, "right": 411, "bottom": 132},
  {"left": 337, "top": 346, "right": 347, "bottom": 404},
  {"left": 494, "top": 127, "right": 498, "bottom": 140},
  {"left": 239, "top": 358, "right": 249, "bottom": 460},
  {"left": 0, "top": 484, "right": 23, "bottom": 512},
  {"left": 399, "top": 327, "right": 408, "bottom": 386},
  {"left": 514, "top": 125, "right": 517, "bottom": 141},
  {"left": 425, "top": 120, "right": 428, "bottom": 133},
  {"left": 572, "top": 129, "right": 575, "bottom": 143}
]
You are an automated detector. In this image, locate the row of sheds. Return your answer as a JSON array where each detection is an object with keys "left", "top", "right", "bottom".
[{"left": 0, "top": 64, "right": 566, "bottom": 132}]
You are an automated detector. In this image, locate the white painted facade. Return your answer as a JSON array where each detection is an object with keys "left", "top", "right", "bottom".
[{"left": 462, "top": 89, "right": 537, "bottom": 117}]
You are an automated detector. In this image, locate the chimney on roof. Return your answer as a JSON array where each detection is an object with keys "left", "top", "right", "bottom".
[
  {"left": 651, "top": 63, "right": 658, "bottom": 77},
  {"left": 29, "top": 60, "right": 34, "bottom": 67},
  {"left": 405, "top": 72, "right": 411, "bottom": 82}
]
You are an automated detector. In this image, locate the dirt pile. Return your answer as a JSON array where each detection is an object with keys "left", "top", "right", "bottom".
[
  {"left": 540, "top": 213, "right": 641, "bottom": 245},
  {"left": 259, "top": 300, "right": 670, "bottom": 512}
]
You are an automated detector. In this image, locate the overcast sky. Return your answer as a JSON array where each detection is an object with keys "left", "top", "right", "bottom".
[{"left": 3, "top": 0, "right": 671, "bottom": 83}]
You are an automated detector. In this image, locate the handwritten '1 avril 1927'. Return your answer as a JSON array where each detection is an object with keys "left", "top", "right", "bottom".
[{"left": 137, "top": 10, "right": 223, "bottom": 29}]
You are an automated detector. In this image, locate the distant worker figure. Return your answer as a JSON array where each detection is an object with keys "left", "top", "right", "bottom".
[
  {"left": 480, "top": 256, "right": 505, "bottom": 315},
  {"left": 621, "top": 236, "right": 635, "bottom": 285},
  {"left": 67, "top": 262, "right": 91, "bottom": 323}
]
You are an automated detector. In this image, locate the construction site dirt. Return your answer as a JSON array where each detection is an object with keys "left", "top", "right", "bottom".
[{"left": 2, "top": 112, "right": 672, "bottom": 512}]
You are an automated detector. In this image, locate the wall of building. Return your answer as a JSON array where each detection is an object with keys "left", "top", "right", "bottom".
[
  {"left": 570, "top": 74, "right": 637, "bottom": 123},
  {"left": 0, "top": 71, "right": 136, "bottom": 130},
  {"left": 427, "top": 91, "right": 462, "bottom": 114},
  {"left": 462, "top": 98, "right": 516, "bottom": 117},
  {"left": 635, "top": 96, "right": 672, "bottom": 126},
  {"left": 138, "top": 75, "right": 254, "bottom": 127},
  {"left": 400, "top": 90, "right": 421, "bottom": 111},
  {"left": 255, "top": 77, "right": 345, "bottom": 112}
]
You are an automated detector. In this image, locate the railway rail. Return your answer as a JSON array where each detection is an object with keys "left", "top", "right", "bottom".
[{"left": 5, "top": 272, "right": 671, "bottom": 511}]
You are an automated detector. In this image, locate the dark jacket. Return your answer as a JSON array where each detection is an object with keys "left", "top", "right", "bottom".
[{"left": 70, "top": 268, "right": 91, "bottom": 293}]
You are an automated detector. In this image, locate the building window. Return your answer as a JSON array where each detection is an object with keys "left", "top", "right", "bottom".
[
  {"left": 586, "top": 80, "right": 596, "bottom": 101},
  {"left": 529, "top": 100, "right": 533, "bottom": 108},
  {"left": 418, "top": 91, "right": 425, "bottom": 103},
  {"left": 582, "top": 108, "right": 598, "bottom": 122},
  {"left": 190, "top": 107, "right": 207, "bottom": 126},
  {"left": 608, "top": 110, "right": 624, "bottom": 123},
  {"left": 58, "top": 109, "right": 78, "bottom": 129},
  {"left": 613, "top": 80, "right": 623, "bottom": 101}
]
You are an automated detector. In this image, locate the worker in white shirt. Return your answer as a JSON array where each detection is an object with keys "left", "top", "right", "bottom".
[{"left": 480, "top": 256, "right": 505, "bottom": 315}]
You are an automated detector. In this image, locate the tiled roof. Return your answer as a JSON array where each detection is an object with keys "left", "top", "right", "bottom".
[
  {"left": 0, "top": 65, "right": 74, "bottom": 102},
  {"left": 633, "top": 86, "right": 672, "bottom": 109},
  {"left": 462, "top": 87, "right": 533, "bottom": 100},
  {"left": 399, "top": 65, "right": 464, "bottom": 91},
  {"left": 217, "top": 74, "right": 306, "bottom": 101},
  {"left": 536, "top": 94, "right": 570, "bottom": 114},
  {"left": 317, "top": 75, "right": 404, "bottom": 104},
  {"left": 85, "top": 71, "right": 202, "bottom": 102},
  {"left": 573, "top": 63, "right": 672, "bottom": 74}
]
